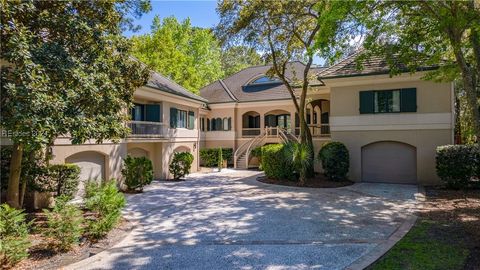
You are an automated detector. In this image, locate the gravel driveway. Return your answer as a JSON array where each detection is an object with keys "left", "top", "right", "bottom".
[{"left": 67, "top": 170, "right": 419, "bottom": 270}]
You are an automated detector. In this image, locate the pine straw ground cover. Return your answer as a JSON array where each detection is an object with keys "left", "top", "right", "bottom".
[
  {"left": 369, "top": 188, "right": 480, "bottom": 270},
  {"left": 13, "top": 212, "right": 133, "bottom": 270}
]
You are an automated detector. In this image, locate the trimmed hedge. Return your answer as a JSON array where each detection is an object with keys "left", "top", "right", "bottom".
[
  {"left": 261, "top": 144, "right": 295, "bottom": 181},
  {"left": 436, "top": 144, "right": 479, "bottom": 189},
  {"left": 31, "top": 164, "right": 81, "bottom": 199},
  {"left": 200, "top": 148, "right": 233, "bottom": 167},
  {"left": 318, "top": 141, "right": 349, "bottom": 181},
  {"left": 122, "top": 156, "right": 153, "bottom": 192}
]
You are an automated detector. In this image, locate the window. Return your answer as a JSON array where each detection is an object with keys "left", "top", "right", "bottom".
[
  {"left": 188, "top": 111, "right": 195, "bottom": 130},
  {"left": 200, "top": 117, "right": 205, "bottom": 131},
  {"left": 249, "top": 76, "right": 281, "bottom": 85},
  {"left": 223, "top": 118, "right": 229, "bottom": 131},
  {"left": 178, "top": 110, "right": 187, "bottom": 128},
  {"left": 132, "top": 103, "right": 162, "bottom": 122},
  {"left": 215, "top": 118, "right": 222, "bottom": 131},
  {"left": 131, "top": 104, "right": 144, "bottom": 121},
  {"left": 360, "top": 88, "right": 417, "bottom": 114}
]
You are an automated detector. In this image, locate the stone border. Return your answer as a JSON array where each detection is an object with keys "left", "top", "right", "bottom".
[{"left": 345, "top": 185, "right": 424, "bottom": 270}]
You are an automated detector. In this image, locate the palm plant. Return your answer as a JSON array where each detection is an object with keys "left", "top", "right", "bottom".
[{"left": 284, "top": 142, "right": 313, "bottom": 185}]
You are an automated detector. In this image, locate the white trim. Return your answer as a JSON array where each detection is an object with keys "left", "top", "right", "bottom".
[{"left": 330, "top": 113, "right": 453, "bottom": 131}]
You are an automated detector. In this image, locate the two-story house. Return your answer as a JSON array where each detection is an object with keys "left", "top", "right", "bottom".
[{"left": 199, "top": 53, "right": 454, "bottom": 185}]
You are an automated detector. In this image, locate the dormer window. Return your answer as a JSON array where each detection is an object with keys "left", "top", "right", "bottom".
[
  {"left": 249, "top": 76, "right": 282, "bottom": 85},
  {"left": 242, "top": 75, "right": 283, "bottom": 92}
]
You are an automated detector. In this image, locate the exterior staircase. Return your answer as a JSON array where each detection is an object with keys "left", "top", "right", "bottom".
[{"left": 234, "top": 127, "right": 298, "bottom": 169}]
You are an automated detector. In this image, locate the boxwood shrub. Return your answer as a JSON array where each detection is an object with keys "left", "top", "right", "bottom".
[
  {"left": 169, "top": 152, "right": 194, "bottom": 179},
  {"left": 261, "top": 144, "right": 295, "bottom": 181},
  {"left": 200, "top": 148, "right": 233, "bottom": 167},
  {"left": 121, "top": 156, "right": 153, "bottom": 192},
  {"left": 436, "top": 144, "right": 479, "bottom": 189},
  {"left": 318, "top": 141, "right": 349, "bottom": 181}
]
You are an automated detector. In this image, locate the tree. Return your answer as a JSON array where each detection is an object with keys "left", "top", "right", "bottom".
[
  {"left": 131, "top": 16, "right": 224, "bottom": 94},
  {"left": 217, "top": 0, "right": 328, "bottom": 181},
  {"left": 0, "top": 0, "right": 151, "bottom": 208},
  {"left": 221, "top": 46, "right": 264, "bottom": 76},
  {"left": 338, "top": 1, "right": 480, "bottom": 141}
]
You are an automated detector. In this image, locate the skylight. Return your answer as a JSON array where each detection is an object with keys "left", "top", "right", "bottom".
[{"left": 249, "top": 76, "right": 281, "bottom": 85}]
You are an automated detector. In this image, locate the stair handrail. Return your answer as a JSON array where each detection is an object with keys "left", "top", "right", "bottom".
[
  {"left": 244, "top": 130, "right": 267, "bottom": 168},
  {"left": 234, "top": 129, "right": 264, "bottom": 168}
]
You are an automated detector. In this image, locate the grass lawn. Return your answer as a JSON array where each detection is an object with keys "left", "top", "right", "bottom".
[{"left": 368, "top": 188, "right": 480, "bottom": 270}]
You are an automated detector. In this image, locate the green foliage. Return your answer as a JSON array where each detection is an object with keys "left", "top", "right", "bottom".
[
  {"left": 121, "top": 156, "right": 153, "bottom": 192},
  {"left": 0, "top": 146, "right": 45, "bottom": 192},
  {"left": 261, "top": 144, "right": 295, "bottom": 181},
  {"left": 318, "top": 141, "right": 349, "bottom": 181},
  {"left": 0, "top": 204, "right": 31, "bottom": 267},
  {"left": 84, "top": 180, "right": 126, "bottom": 240},
  {"left": 31, "top": 164, "right": 81, "bottom": 199},
  {"left": 221, "top": 46, "right": 264, "bottom": 76},
  {"left": 131, "top": 16, "right": 224, "bottom": 94},
  {"left": 436, "top": 144, "right": 479, "bottom": 189},
  {"left": 169, "top": 152, "right": 194, "bottom": 180},
  {"left": 199, "top": 148, "right": 233, "bottom": 167},
  {"left": 218, "top": 147, "right": 223, "bottom": 171},
  {"left": 284, "top": 142, "right": 313, "bottom": 184},
  {"left": 43, "top": 196, "right": 84, "bottom": 251}
]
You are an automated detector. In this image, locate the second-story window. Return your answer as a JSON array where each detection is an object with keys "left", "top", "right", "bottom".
[
  {"left": 170, "top": 107, "right": 191, "bottom": 128},
  {"left": 132, "top": 103, "right": 162, "bottom": 122},
  {"left": 360, "top": 88, "right": 417, "bottom": 114}
]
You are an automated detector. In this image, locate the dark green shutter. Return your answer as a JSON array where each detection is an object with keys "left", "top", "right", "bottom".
[
  {"left": 188, "top": 111, "right": 195, "bottom": 130},
  {"left": 359, "top": 91, "right": 374, "bottom": 114},
  {"left": 207, "top": 118, "right": 210, "bottom": 131},
  {"left": 170, "top": 107, "right": 178, "bottom": 128},
  {"left": 146, "top": 104, "right": 161, "bottom": 122},
  {"left": 401, "top": 88, "right": 417, "bottom": 112},
  {"left": 228, "top": 117, "right": 232, "bottom": 130}
]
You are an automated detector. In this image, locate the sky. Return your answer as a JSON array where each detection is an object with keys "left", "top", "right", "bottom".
[
  {"left": 123, "top": 1, "right": 219, "bottom": 37},
  {"left": 123, "top": 0, "right": 325, "bottom": 65}
]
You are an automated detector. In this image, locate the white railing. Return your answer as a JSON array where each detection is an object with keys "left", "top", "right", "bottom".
[{"left": 128, "top": 121, "right": 167, "bottom": 137}]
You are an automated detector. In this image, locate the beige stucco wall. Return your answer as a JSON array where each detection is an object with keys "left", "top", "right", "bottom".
[
  {"left": 332, "top": 129, "right": 452, "bottom": 185},
  {"left": 51, "top": 141, "right": 127, "bottom": 180}
]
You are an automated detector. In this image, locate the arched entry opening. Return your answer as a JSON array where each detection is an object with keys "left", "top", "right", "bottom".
[
  {"left": 361, "top": 141, "right": 417, "bottom": 184},
  {"left": 242, "top": 111, "right": 260, "bottom": 136}
]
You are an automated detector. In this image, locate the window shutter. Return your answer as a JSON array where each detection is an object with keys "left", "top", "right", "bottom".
[
  {"left": 228, "top": 117, "right": 232, "bottom": 130},
  {"left": 401, "top": 88, "right": 417, "bottom": 112},
  {"left": 146, "top": 104, "right": 161, "bottom": 122},
  {"left": 170, "top": 107, "right": 178, "bottom": 128},
  {"left": 188, "top": 111, "right": 195, "bottom": 130},
  {"left": 207, "top": 118, "right": 210, "bottom": 131},
  {"left": 359, "top": 91, "right": 374, "bottom": 114}
]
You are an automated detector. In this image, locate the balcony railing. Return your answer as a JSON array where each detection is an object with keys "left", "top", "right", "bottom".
[
  {"left": 309, "top": 124, "right": 330, "bottom": 137},
  {"left": 128, "top": 121, "right": 167, "bottom": 137},
  {"left": 242, "top": 128, "right": 261, "bottom": 137}
]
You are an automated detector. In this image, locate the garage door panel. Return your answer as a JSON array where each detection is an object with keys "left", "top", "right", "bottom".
[
  {"left": 362, "top": 141, "right": 416, "bottom": 184},
  {"left": 65, "top": 151, "right": 105, "bottom": 198}
]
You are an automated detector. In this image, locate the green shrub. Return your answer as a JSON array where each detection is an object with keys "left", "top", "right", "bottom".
[
  {"left": 218, "top": 147, "right": 223, "bottom": 171},
  {"left": 284, "top": 142, "right": 313, "bottom": 184},
  {"left": 318, "top": 141, "right": 349, "bottom": 181},
  {"left": 436, "top": 144, "right": 479, "bottom": 189},
  {"left": 43, "top": 195, "right": 84, "bottom": 251},
  {"left": 121, "top": 156, "right": 153, "bottom": 192},
  {"left": 0, "top": 204, "right": 31, "bottom": 267},
  {"left": 199, "top": 148, "right": 233, "bottom": 167},
  {"left": 84, "top": 180, "right": 126, "bottom": 239},
  {"left": 261, "top": 144, "right": 295, "bottom": 181},
  {"left": 169, "top": 152, "right": 194, "bottom": 179},
  {"left": 30, "top": 164, "right": 80, "bottom": 198}
]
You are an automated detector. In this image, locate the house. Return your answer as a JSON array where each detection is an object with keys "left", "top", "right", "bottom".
[
  {"left": 49, "top": 71, "right": 207, "bottom": 195},
  {"left": 199, "top": 53, "right": 454, "bottom": 185}
]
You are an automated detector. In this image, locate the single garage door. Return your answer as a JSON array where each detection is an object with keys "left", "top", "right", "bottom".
[
  {"left": 362, "top": 141, "right": 417, "bottom": 184},
  {"left": 66, "top": 151, "right": 105, "bottom": 197}
]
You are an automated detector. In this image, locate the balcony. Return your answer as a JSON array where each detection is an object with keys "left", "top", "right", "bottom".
[
  {"left": 128, "top": 121, "right": 167, "bottom": 137},
  {"left": 242, "top": 128, "right": 261, "bottom": 137}
]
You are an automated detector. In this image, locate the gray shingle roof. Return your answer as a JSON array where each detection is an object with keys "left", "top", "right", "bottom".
[
  {"left": 200, "top": 62, "right": 325, "bottom": 103},
  {"left": 317, "top": 51, "right": 438, "bottom": 79},
  {"left": 147, "top": 71, "right": 208, "bottom": 103}
]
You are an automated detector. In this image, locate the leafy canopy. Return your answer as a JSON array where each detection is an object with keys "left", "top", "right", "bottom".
[
  {"left": 221, "top": 46, "right": 264, "bottom": 77},
  {"left": 131, "top": 16, "right": 224, "bottom": 94}
]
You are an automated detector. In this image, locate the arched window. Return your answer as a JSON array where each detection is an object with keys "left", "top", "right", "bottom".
[
  {"left": 223, "top": 118, "right": 229, "bottom": 131},
  {"left": 249, "top": 76, "right": 281, "bottom": 85},
  {"left": 211, "top": 118, "right": 216, "bottom": 131}
]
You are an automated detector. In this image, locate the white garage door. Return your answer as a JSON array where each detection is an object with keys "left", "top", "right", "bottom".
[
  {"left": 66, "top": 151, "right": 105, "bottom": 197},
  {"left": 362, "top": 141, "right": 417, "bottom": 184}
]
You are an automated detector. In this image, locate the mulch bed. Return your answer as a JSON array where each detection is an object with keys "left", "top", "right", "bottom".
[
  {"left": 258, "top": 174, "right": 354, "bottom": 188},
  {"left": 14, "top": 213, "right": 134, "bottom": 270},
  {"left": 417, "top": 187, "right": 480, "bottom": 270}
]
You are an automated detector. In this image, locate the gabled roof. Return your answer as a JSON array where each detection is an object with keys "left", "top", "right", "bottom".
[
  {"left": 147, "top": 71, "right": 208, "bottom": 103},
  {"left": 200, "top": 62, "right": 325, "bottom": 104},
  {"left": 317, "top": 51, "right": 439, "bottom": 79}
]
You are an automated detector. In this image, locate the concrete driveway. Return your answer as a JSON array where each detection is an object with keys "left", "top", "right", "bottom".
[{"left": 67, "top": 170, "right": 419, "bottom": 270}]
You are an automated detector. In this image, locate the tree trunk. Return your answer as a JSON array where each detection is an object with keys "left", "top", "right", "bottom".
[{"left": 6, "top": 143, "right": 23, "bottom": 208}]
